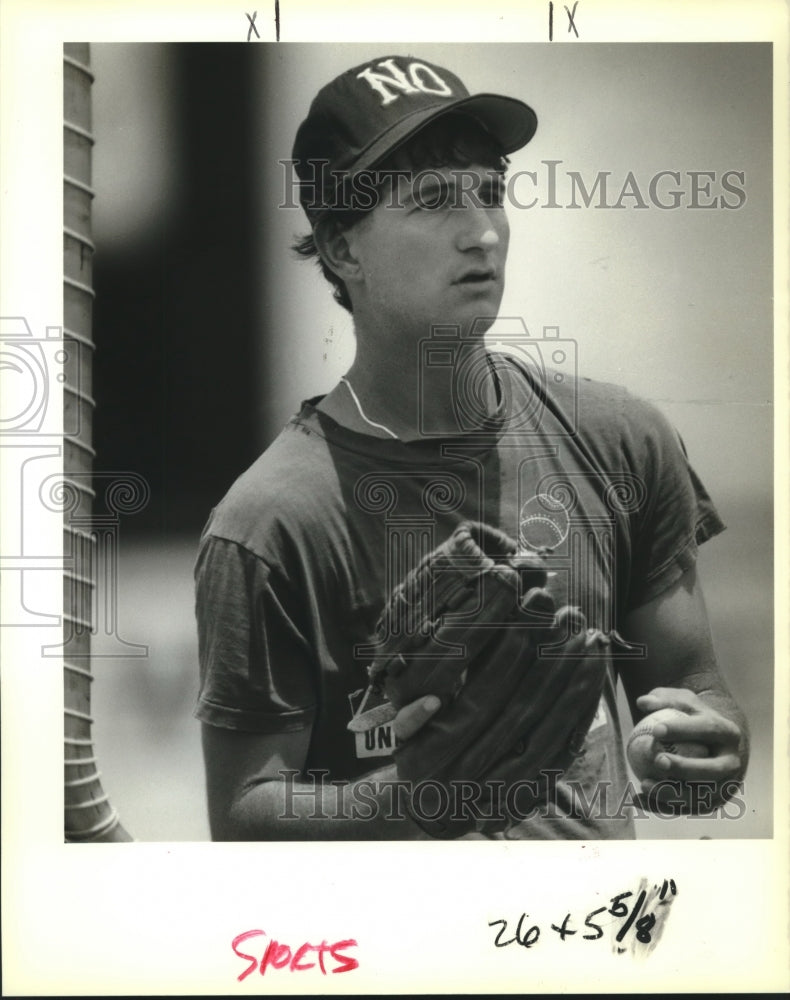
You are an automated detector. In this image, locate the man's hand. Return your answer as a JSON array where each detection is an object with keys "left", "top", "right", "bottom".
[
  {"left": 359, "top": 695, "right": 441, "bottom": 783},
  {"left": 621, "top": 567, "right": 751, "bottom": 818},
  {"left": 634, "top": 686, "right": 747, "bottom": 812},
  {"left": 394, "top": 694, "right": 442, "bottom": 741}
]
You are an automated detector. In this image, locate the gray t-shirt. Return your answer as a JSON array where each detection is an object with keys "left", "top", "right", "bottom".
[{"left": 194, "top": 356, "right": 725, "bottom": 839}]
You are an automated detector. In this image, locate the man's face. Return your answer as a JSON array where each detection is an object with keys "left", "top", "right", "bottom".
[{"left": 344, "top": 161, "right": 510, "bottom": 343}]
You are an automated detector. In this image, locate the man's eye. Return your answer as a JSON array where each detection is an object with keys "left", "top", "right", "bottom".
[
  {"left": 479, "top": 183, "right": 505, "bottom": 208},
  {"left": 412, "top": 185, "right": 450, "bottom": 209}
]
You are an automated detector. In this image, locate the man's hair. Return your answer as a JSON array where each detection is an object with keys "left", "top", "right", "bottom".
[{"left": 291, "top": 113, "right": 509, "bottom": 313}]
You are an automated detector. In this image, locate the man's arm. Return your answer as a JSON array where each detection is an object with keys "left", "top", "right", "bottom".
[
  {"left": 201, "top": 696, "right": 441, "bottom": 840},
  {"left": 619, "top": 565, "right": 750, "bottom": 807}
]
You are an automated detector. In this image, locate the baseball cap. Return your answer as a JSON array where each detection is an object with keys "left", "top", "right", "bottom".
[{"left": 292, "top": 55, "right": 538, "bottom": 217}]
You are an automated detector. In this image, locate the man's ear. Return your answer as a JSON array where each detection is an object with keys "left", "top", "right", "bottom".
[{"left": 313, "top": 216, "right": 364, "bottom": 284}]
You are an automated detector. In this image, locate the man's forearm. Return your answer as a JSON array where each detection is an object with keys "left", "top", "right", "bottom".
[
  {"left": 220, "top": 768, "right": 433, "bottom": 841},
  {"left": 696, "top": 687, "right": 751, "bottom": 778}
]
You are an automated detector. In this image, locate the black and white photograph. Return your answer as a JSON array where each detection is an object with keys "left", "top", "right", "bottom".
[
  {"left": 81, "top": 41, "right": 770, "bottom": 843},
  {"left": 1, "top": 1, "right": 788, "bottom": 994}
]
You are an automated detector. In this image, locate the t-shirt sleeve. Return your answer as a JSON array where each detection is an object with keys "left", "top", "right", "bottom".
[
  {"left": 194, "top": 534, "right": 317, "bottom": 733},
  {"left": 621, "top": 394, "right": 726, "bottom": 611}
]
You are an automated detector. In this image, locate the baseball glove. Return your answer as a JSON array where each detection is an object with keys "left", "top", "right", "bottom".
[{"left": 348, "top": 521, "right": 610, "bottom": 838}]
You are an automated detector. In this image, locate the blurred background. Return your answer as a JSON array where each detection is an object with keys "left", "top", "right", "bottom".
[{"left": 87, "top": 43, "right": 773, "bottom": 841}]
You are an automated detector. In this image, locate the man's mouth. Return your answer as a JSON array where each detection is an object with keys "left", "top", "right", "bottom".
[{"left": 455, "top": 269, "right": 496, "bottom": 284}]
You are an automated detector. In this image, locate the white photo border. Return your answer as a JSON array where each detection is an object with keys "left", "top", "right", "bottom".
[{"left": 1, "top": 0, "right": 788, "bottom": 995}]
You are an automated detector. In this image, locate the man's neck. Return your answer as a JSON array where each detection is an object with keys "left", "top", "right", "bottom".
[{"left": 319, "top": 330, "right": 499, "bottom": 440}]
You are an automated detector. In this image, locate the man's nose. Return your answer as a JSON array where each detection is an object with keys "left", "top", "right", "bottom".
[{"left": 455, "top": 205, "right": 502, "bottom": 253}]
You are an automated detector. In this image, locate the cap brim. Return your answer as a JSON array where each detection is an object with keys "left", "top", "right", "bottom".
[{"left": 352, "top": 92, "right": 538, "bottom": 175}]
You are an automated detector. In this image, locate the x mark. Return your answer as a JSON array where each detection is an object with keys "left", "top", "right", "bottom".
[
  {"left": 246, "top": 11, "right": 260, "bottom": 41},
  {"left": 565, "top": 1, "right": 579, "bottom": 38}
]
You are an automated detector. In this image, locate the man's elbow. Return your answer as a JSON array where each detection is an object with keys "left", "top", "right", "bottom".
[{"left": 207, "top": 779, "right": 285, "bottom": 841}]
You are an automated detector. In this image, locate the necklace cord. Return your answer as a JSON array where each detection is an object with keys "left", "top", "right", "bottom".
[{"left": 340, "top": 376, "right": 400, "bottom": 440}]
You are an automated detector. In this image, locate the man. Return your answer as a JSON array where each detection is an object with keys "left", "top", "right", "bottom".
[{"left": 194, "top": 54, "right": 748, "bottom": 840}]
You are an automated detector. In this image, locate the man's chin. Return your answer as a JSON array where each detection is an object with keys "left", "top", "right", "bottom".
[
  {"left": 465, "top": 289, "right": 504, "bottom": 333},
  {"left": 455, "top": 312, "right": 499, "bottom": 340},
  {"left": 413, "top": 297, "right": 503, "bottom": 342}
]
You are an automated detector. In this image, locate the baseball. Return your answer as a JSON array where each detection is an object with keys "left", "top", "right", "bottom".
[{"left": 626, "top": 708, "right": 710, "bottom": 781}]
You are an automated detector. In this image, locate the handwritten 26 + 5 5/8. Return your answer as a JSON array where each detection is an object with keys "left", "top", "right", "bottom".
[{"left": 489, "top": 878, "right": 677, "bottom": 955}]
